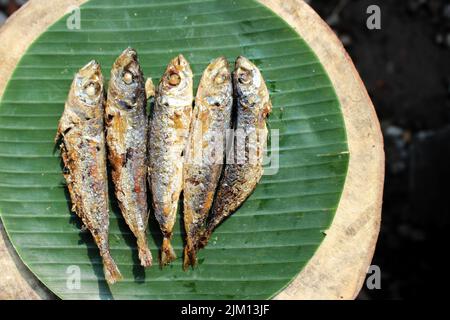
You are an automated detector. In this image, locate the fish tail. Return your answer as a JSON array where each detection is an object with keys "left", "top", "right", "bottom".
[
  {"left": 102, "top": 252, "right": 122, "bottom": 284},
  {"left": 183, "top": 238, "right": 197, "bottom": 271},
  {"left": 137, "top": 236, "right": 153, "bottom": 268},
  {"left": 160, "top": 236, "right": 176, "bottom": 267}
]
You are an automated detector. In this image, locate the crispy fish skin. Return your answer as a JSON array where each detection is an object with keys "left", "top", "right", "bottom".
[
  {"left": 183, "top": 57, "right": 233, "bottom": 269},
  {"left": 201, "top": 56, "right": 272, "bottom": 245},
  {"left": 105, "top": 48, "right": 152, "bottom": 267},
  {"left": 55, "top": 61, "right": 122, "bottom": 284},
  {"left": 148, "top": 55, "right": 194, "bottom": 266}
]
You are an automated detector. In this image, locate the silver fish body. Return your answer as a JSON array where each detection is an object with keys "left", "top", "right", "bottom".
[
  {"left": 56, "top": 61, "right": 122, "bottom": 284},
  {"left": 148, "top": 55, "right": 194, "bottom": 266},
  {"left": 105, "top": 48, "right": 152, "bottom": 267},
  {"left": 183, "top": 57, "right": 233, "bottom": 269},
  {"left": 202, "top": 56, "right": 272, "bottom": 245}
]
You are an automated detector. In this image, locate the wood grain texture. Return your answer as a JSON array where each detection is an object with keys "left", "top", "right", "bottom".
[{"left": 0, "top": 0, "right": 384, "bottom": 300}]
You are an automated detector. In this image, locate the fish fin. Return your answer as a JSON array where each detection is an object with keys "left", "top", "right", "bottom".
[
  {"left": 182, "top": 238, "right": 197, "bottom": 271},
  {"left": 55, "top": 115, "right": 73, "bottom": 144},
  {"left": 102, "top": 252, "right": 122, "bottom": 284},
  {"left": 54, "top": 130, "right": 62, "bottom": 145},
  {"left": 145, "top": 78, "right": 155, "bottom": 100},
  {"left": 263, "top": 100, "right": 272, "bottom": 118},
  {"left": 160, "top": 236, "right": 176, "bottom": 267},
  {"left": 137, "top": 237, "right": 153, "bottom": 268},
  {"left": 54, "top": 122, "right": 65, "bottom": 145}
]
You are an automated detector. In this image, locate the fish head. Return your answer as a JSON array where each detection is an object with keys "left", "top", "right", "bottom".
[
  {"left": 234, "top": 56, "right": 263, "bottom": 98},
  {"left": 234, "top": 56, "right": 271, "bottom": 117},
  {"left": 109, "top": 47, "right": 145, "bottom": 108},
  {"left": 200, "top": 56, "right": 232, "bottom": 108},
  {"left": 73, "top": 60, "right": 104, "bottom": 109},
  {"left": 159, "top": 54, "right": 193, "bottom": 101}
]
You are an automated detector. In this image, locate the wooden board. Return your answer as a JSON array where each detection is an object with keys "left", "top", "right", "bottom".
[{"left": 0, "top": 0, "right": 384, "bottom": 300}]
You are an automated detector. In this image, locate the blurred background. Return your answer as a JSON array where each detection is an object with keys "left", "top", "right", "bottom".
[{"left": 2, "top": 0, "right": 449, "bottom": 300}]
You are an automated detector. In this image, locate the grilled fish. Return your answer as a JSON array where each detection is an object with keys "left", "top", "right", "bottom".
[
  {"left": 201, "top": 56, "right": 272, "bottom": 246},
  {"left": 183, "top": 57, "right": 233, "bottom": 269},
  {"left": 148, "top": 55, "right": 194, "bottom": 266},
  {"left": 55, "top": 60, "right": 122, "bottom": 284},
  {"left": 105, "top": 48, "right": 152, "bottom": 267}
]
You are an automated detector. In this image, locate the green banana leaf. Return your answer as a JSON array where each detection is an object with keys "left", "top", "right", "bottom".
[{"left": 0, "top": 0, "right": 349, "bottom": 299}]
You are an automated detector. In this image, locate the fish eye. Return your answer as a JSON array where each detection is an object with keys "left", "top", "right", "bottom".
[
  {"left": 238, "top": 71, "right": 251, "bottom": 85},
  {"left": 214, "top": 72, "right": 228, "bottom": 85},
  {"left": 168, "top": 72, "right": 181, "bottom": 86},
  {"left": 85, "top": 81, "right": 99, "bottom": 97},
  {"left": 122, "top": 71, "right": 134, "bottom": 85}
]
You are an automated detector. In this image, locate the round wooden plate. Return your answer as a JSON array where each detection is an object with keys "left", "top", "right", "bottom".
[{"left": 0, "top": 0, "right": 384, "bottom": 300}]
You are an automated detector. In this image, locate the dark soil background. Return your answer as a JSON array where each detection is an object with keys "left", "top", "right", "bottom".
[{"left": 2, "top": 0, "right": 449, "bottom": 300}]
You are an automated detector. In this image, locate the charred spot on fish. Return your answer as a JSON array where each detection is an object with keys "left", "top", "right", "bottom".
[
  {"left": 214, "top": 101, "right": 221, "bottom": 107},
  {"left": 63, "top": 167, "right": 70, "bottom": 175},
  {"left": 106, "top": 114, "right": 114, "bottom": 122},
  {"left": 123, "top": 148, "right": 134, "bottom": 167},
  {"left": 118, "top": 100, "right": 134, "bottom": 110},
  {"left": 126, "top": 148, "right": 134, "bottom": 160},
  {"left": 239, "top": 98, "right": 253, "bottom": 110},
  {"left": 63, "top": 127, "right": 72, "bottom": 136}
]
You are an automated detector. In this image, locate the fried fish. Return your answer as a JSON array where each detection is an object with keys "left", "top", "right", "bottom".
[
  {"left": 200, "top": 56, "right": 272, "bottom": 246},
  {"left": 148, "top": 55, "right": 194, "bottom": 266},
  {"left": 183, "top": 57, "right": 233, "bottom": 269},
  {"left": 105, "top": 48, "right": 152, "bottom": 267},
  {"left": 56, "top": 60, "right": 122, "bottom": 284}
]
